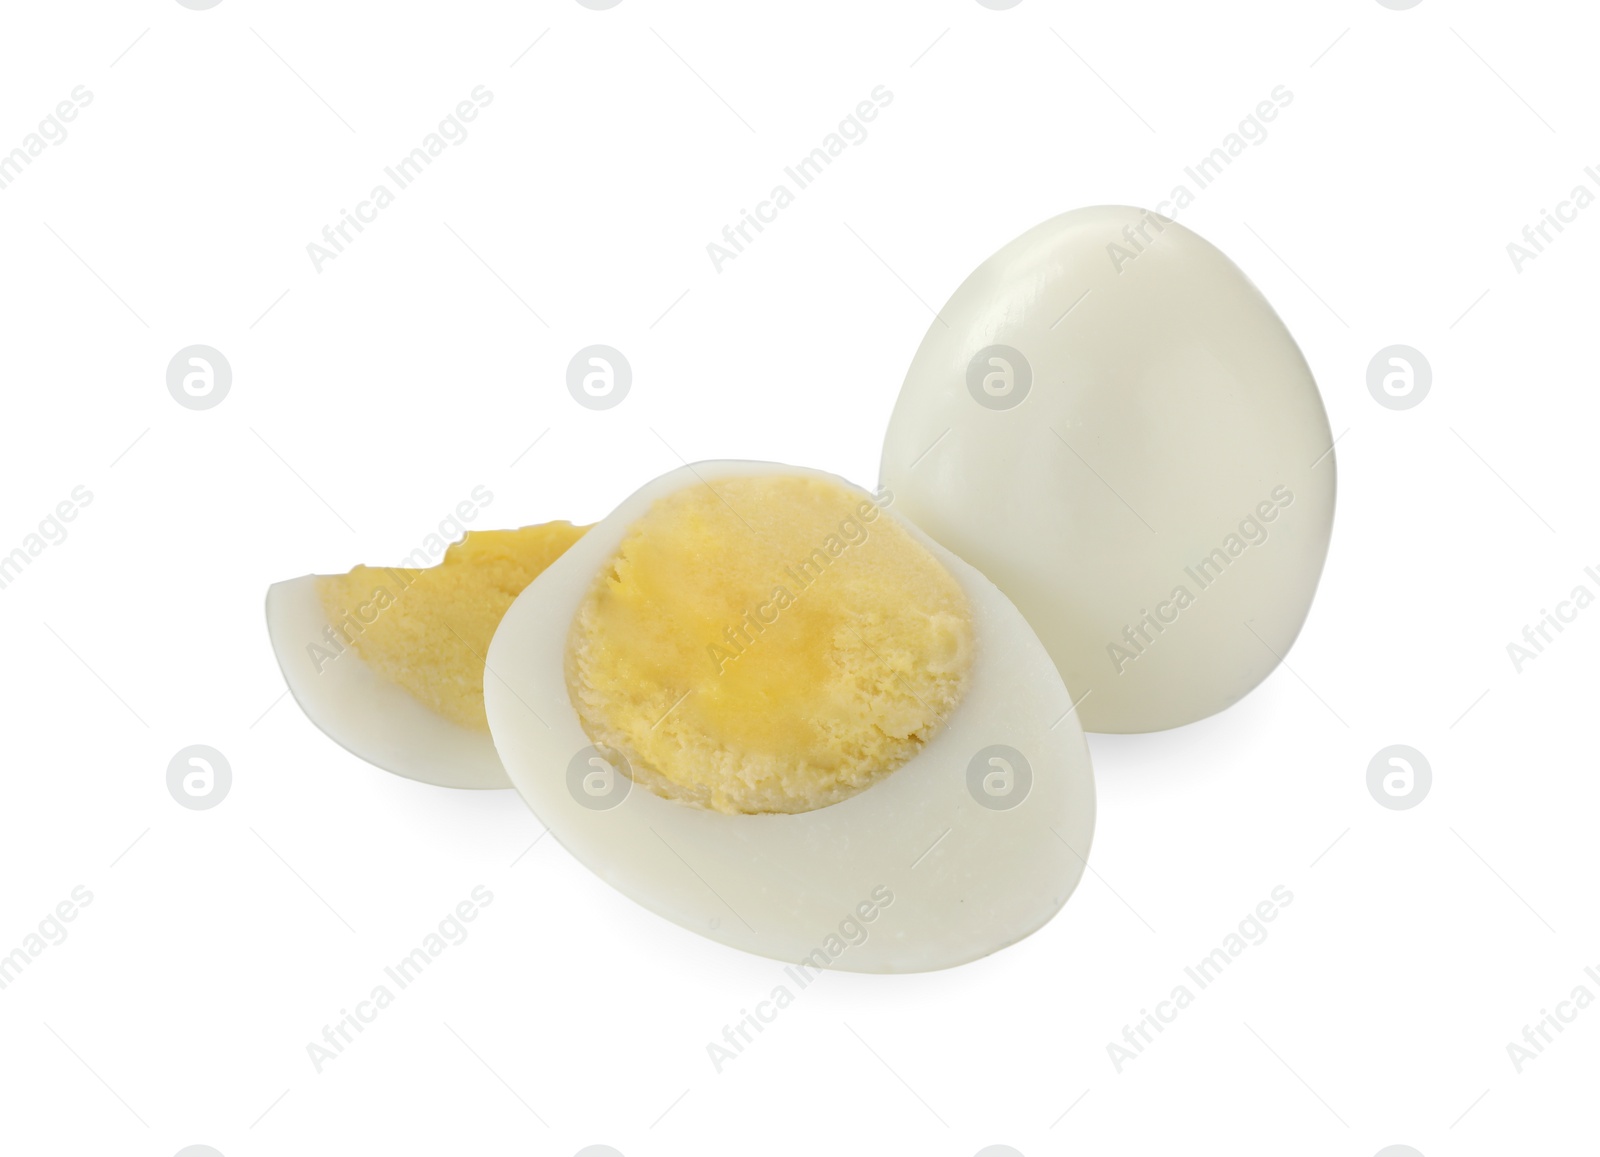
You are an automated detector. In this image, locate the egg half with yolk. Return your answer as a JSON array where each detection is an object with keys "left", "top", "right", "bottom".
[{"left": 484, "top": 461, "right": 1095, "bottom": 972}]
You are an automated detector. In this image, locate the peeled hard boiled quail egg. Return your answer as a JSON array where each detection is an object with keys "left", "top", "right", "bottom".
[
  {"left": 265, "top": 523, "right": 585, "bottom": 788},
  {"left": 881, "top": 205, "right": 1336, "bottom": 733},
  {"left": 484, "top": 461, "right": 1095, "bottom": 973}
]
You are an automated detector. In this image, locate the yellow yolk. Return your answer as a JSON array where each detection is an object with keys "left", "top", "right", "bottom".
[
  {"left": 565, "top": 474, "right": 974, "bottom": 815},
  {"left": 318, "top": 523, "right": 587, "bottom": 730}
]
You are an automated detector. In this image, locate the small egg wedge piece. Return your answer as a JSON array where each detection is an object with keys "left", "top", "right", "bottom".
[{"left": 265, "top": 523, "right": 586, "bottom": 789}]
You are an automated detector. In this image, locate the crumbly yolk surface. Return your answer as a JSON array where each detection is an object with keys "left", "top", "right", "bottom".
[
  {"left": 318, "top": 523, "right": 587, "bottom": 730},
  {"left": 565, "top": 474, "right": 974, "bottom": 815}
]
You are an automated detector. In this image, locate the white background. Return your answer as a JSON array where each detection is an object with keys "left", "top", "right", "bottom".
[{"left": 0, "top": 1, "right": 1595, "bottom": 1155}]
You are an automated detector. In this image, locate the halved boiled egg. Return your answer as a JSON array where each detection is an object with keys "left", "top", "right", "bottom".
[
  {"left": 484, "top": 461, "right": 1095, "bottom": 972},
  {"left": 265, "top": 523, "right": 585, "bottom": 788}
]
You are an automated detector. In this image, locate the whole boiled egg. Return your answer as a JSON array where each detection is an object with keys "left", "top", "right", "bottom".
[
  {"left": 881, "top": 205, "right": 1336, "bottom": 733},
  {"left": 484, "top": 461, "right": 1095, "bottom": 973}
]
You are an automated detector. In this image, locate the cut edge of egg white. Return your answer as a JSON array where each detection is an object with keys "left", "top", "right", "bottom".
[
  {"left": 264, "top": 577, "right": 510, "bottom": 790},
  {"left": 484, "top": 460, "right": 1096, "bottom": 974}
]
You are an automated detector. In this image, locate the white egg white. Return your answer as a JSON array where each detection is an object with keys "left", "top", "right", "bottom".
[
  {"left": 483, "top": 460, "right": 1095, "bottom": 973},
  {"left": 264, "top": 576, "right": 510, "bottom": 789},
  {"left": 882, "top": 205, "right": 1336, "bottom": 733}
]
